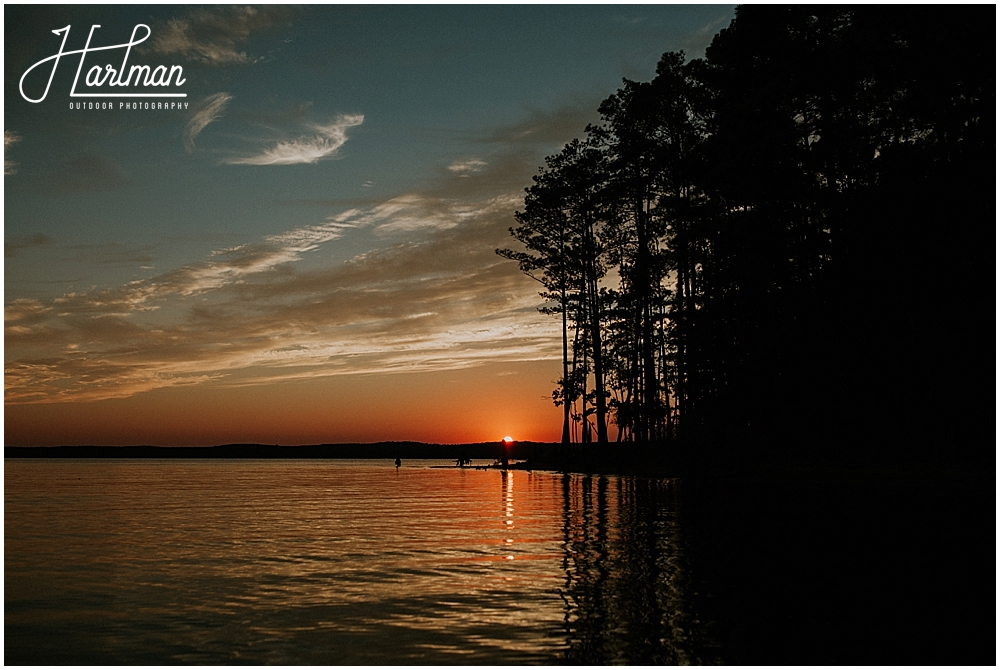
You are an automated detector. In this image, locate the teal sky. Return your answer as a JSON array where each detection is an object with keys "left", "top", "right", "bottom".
[{"left": 5, "top": 5, "right": 736, "bottom": 444}]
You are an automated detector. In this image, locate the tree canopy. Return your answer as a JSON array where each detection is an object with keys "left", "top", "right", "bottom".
[{"left": 500, "top": 5, "right": 993, "bottom": 465}]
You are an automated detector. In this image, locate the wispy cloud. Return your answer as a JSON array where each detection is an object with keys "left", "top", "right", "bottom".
[
  {"left": 184, "top": 93, "right": 233, "bottom": 152},
  {"left": 5, "top": 130, "right": 20, "bottom": 175},
  {"left": 4, "top": 103, "right": 601, "bottom": 404},
  {"left": 484, "top": 100, "right": 601, "bottom": 147},
  {"left": 152, "top": 218, "right": 358, "bottom": 296},
  {"left": 226, "top": 114, "right": 365, "bottom": 166},
  {"left": 4, "top": 188, "right": 552, "bottom": 404},
  {"left": 448, "top": 159, "right": 488, "bottom": 174},
  {"left": 152, "top": 6, "right": 293, "bottom": 66},
  {"left": 678, "top": 12, "right": 734, "bottom": 56},
  {"left": 5, "top": 233, "right": 54, "bottom": 258},
  {"left": 4, "top": 298, "right": 51, "bottom": 325}
]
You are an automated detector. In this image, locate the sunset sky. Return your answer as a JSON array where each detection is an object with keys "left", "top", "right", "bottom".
[{"left": 5, "top": 5, "right": 736, "bottom": 446}]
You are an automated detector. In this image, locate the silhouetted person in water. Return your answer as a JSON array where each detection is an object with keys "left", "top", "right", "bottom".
[
  {"left": 499, "top": 441, "right": 509, "bottom": 469},
  {"left": 395, "top": 457, "right": 401, "bottom": 468}
]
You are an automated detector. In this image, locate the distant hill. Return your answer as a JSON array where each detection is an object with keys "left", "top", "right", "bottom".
[{"left": 4, "top": 442, "right": 557, "bottom": 460}]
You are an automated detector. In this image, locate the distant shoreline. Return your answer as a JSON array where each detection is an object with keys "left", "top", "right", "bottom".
[
  {"left": 6, "top": 443, "right": 991, "bottom": 491},
  {"left": 3, "top": 442, "right": 552, "bottom": 461}
]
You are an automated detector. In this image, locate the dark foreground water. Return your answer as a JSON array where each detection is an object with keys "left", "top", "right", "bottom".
[{"left": 5, "top": 459, "right": 991, "bottom": 664}]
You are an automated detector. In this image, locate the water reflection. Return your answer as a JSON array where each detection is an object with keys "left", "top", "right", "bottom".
[
  {"left": 559, "top": 475, "right": 718, "bottom": 665},
  {"left": 502, "top": 470, "right": 514, "bottom": 558},
  {"left": 5, "top": 460, "right": 716, "bottom": 664}
]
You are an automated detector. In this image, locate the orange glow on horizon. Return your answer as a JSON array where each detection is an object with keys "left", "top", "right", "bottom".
[{"left": 4, "top": 360, "right": 563, "bottom": 446}]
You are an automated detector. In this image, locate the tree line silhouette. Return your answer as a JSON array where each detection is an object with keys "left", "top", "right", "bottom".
[{"left": 499, "top": 6, "right": 992, "bottom": 463}]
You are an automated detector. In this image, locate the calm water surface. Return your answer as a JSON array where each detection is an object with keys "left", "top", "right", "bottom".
[{"left": 6, "top": 459, "right": 715, "bottom": 664}]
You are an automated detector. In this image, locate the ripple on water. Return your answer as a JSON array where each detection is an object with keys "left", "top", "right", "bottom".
[{"left": 5, "top": 459, "right": 716, "bottom": 664}]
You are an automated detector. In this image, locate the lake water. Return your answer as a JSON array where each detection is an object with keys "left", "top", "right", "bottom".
[
  {"left": 5, "top": 459, "right": 718, "bottom": 665},
  {"left": 6, "top": 458, "right": 991, "bottom": 665}
]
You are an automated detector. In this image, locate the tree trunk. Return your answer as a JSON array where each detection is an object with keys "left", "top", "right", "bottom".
[{"left": 561, "top": 282, "right": 571, "bottom": 445}]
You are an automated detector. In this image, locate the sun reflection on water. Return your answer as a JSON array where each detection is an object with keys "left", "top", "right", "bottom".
[{"left": 5, "top": 459, "right": 716, "bottom": 665}]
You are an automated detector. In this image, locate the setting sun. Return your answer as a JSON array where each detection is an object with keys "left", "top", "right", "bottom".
[{"left": 503, "top": 436, "right": 513, "bottom": 444}]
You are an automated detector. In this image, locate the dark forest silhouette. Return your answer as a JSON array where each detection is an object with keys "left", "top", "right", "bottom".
[
  {"left": 554, "top": 468, "right": 990, "bottom": 665},
  {"left": 499, "top": 6, "right": 993, "bottom": 465}
]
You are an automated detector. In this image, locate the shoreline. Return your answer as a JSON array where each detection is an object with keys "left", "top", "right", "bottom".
[
  {"left": 3, "top": 442, "right": 530, "bottom": 460},
  {"left": 6, "top": 443, "right": 991, "bottom": 491}
]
